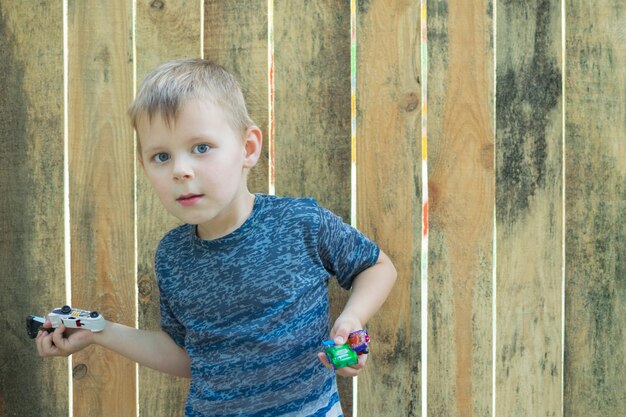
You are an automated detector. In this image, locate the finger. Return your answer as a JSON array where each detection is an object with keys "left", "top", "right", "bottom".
[
  {"left": 317, "top": 352, "right": 333, "bottom": 370},
  {"left": 356, "top": 353, "right": 368, "bottom": 368},
  {"left": 337, "top": 353, "right": 368, "bottom": 377},
  {"left": 35, "top": 332, "right": 44, "bottom": 356},
  {"left": 335, "top": 366, "right": 361, "bottom": 378},
  {"left": 51, "top": 325, "right": 66, "bottom": 347},
  {"left": 37, "top": 332, "right": 56, "bottom": 357},
  {"left": 344, "top": 355, "right": 367, "bottom": 371}
]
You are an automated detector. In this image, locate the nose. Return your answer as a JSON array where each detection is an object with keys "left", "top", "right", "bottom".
[{"left": 172, "top": 157, "right": 194, "bottom": 181}]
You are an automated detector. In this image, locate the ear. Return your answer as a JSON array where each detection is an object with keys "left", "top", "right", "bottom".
[{"left": 242, "top": 126, "right": 263, "bottom": 169}]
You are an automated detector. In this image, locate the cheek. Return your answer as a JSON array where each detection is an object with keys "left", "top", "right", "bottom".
[{"left": 144, "top": 171, "right": 170, "bottom": 195}]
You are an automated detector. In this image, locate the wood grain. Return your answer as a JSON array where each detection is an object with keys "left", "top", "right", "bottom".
[
  {"left": 4, "top": 2, "right": 626, "bottom": 415},
  {"left": 274, "top": 0, "right": 351, "bottom": 219},
  {"left": 67, "top": 1, "right": 136, "bottom": 416},
  {"left": 273, "top": 0, "right": 352, "bottom": 412},
  {"left": 135, "top": 1, "right": 201, "bottom": 415},
  {"left": 356, "top": 0, "right": 422, "bottom": 415},
  {"left": 495, "top": 0, "right": 563, "bottom": 416},
  {"left": 564, "top": 1, "right": 626, "bottom": 416},
  {"left": 204, "top": 0, "right": 269, "bottom": 194},
  {"left": 0, "top": 2, "right": 67, "bottom": 416},
  {"left": 427, "top": 1, "right": 494, "bottom": 416}
]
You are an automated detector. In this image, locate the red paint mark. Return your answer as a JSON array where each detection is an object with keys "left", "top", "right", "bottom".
[{"left": 422, "top": 200, "right": 429, "bottom": 236}]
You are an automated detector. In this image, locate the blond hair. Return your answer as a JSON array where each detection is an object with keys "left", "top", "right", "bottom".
[{"left": 128, "top": 58, "right": 254, "bottom": 137}]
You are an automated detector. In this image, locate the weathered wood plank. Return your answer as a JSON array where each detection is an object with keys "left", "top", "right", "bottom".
[
  {"left": 564, "top": 1, "right": 626, "bottom": 416},
  {"left": 67, "top": 1, "right": 136, "bottom": 416},
  {"left": 495, "top": 0, "right": 563, "bottom": 416},
  {"left": 135, "top": 1, "right": 201, "bottom": 415},
  {"left": 274, "top": 0, "right": 351, "bottom": 219},
  {"left": 273, "top": 0, "right": 352, "bottom": 413},
  {"left": 356, "top": 0, "right": 421, "bottom": 415},
  {"left": 427, "top": 0, "right": 494, "bottom": 416},
  {"left": 204, "top": 0, "right": 269, "bottom": 194},
  {"left": 0, "top": 1, "right": 67, "bottom": 416}
]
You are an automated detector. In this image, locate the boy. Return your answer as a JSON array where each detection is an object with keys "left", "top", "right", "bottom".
[{"left": 37, "top": 59, "right": 397, "bottom": 417}]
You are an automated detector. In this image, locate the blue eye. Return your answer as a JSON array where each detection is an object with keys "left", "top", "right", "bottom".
[
  {"left": 193, "top": 144, "right": 211, "bottom": 154},
  {"left": 153, "top": 152, "right": 170, "bottom": 163}
]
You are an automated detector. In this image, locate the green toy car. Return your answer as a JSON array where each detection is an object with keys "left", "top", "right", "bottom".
[{"left": 323, "top": 341, "right": 359, "bottom": 369}]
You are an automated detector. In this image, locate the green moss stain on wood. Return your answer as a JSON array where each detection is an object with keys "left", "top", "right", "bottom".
[
  {"left": 495, "top": 0, "right": 563, "bottom": 416},
  {"left": 564, "top": 1, "right": 626, "bottom": 416},
  {"left": 496, "top": 0, "right": 561, "bottom": 223},
  {"left": 274, "top": 0, "right": 351, "bottom": 218},
  {"left": 0, "top": 2, "right": 67, "bottom": 416}
]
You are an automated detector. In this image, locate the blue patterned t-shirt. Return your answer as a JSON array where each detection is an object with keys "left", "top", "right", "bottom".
[{"left": 154, "top": 194, "right": 380, "bottom": 417}]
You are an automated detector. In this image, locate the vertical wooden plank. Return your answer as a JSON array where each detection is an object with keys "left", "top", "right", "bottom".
[
  {"left": 356, "top": 0, "right": 421, "bottom": 415},
  {"left": 0, "top": 1, "right": 67, "bottom": 416},
  {"left": 204, "top": 0, "right": 269, "bottom": 194},
  {"left": 564, "top": 1, "right": 626, "bottom": 416},
  {"left": 67, "top": 1, "right": 136, "bottom": 416},
  {"left": 135, "top": 1, "right": 201, "bottom": 416},
  {"left": 273, "top": 0, "right": 352, "bottom": 413},
  {"left": 428, "top": 0, "right": 494, "bottom": 416},
  {"left": 495, "top": 0, "right": 563, "bottom": 416},
  {"left": 274, "top": 0, "right": 351, "bottom": 218}
]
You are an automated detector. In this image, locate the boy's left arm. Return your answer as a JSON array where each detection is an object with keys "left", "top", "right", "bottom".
[{"left": 318, "top": 249, "right": 397, "bottom": 377}]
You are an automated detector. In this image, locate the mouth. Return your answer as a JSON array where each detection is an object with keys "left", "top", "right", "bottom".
[{"left": 176, "top": 193, "right": 204, "bottom": 206}]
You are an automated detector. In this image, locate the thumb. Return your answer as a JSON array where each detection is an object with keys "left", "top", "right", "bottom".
[{"left": 333, "top": 323, "right": 352, "bottom": 345}]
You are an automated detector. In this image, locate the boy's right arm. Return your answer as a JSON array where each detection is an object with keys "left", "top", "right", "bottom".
[{"left": 36, "top": 320, "right": 191, "bottom": 378}]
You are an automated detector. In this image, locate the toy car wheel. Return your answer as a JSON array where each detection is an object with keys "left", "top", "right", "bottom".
[
  {"left": 61, "top": 305, "right": 72, "bottom": 314},
  {"left": 90, "top": 311, "right": 100, "bottom": 318}
]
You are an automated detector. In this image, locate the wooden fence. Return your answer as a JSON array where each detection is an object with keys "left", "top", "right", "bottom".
[{"left": 0, "top": 1, "right": 623, "bottom": 416}]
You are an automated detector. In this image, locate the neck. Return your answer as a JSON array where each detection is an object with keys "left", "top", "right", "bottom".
[{"left": 196, "top": 191, "right": 255, "bottom": 240}]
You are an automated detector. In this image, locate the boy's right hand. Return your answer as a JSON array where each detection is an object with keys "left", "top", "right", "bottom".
[{"left": 36, "top": 319, "right": 96, "bottom": 357}]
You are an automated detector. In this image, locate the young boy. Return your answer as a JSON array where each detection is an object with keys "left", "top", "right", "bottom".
[{"left": 36, "top": 59, "right": 397, "bottom": 417}]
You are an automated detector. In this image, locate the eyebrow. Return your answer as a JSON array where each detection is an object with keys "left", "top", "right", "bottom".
[{"left": 140, "top": 143, "right": 167, "bottom": 156}]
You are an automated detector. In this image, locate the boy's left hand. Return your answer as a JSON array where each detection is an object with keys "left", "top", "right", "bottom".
[{"left": 317, "top": 315, "right": 368, "bottom": 377}]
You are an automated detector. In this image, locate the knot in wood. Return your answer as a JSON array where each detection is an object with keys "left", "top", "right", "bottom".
[
  {"left": 150, "top": 0, "right": 164, "bottom": 10},
  {"left": 138, "top": 274, "right": 154, "bottom": 300},
  {"left": 402, "top": 92, "right": 419, "bottom": 112},
  {"left": 73, "top": 363, "right": 88, "bottom": 380}
]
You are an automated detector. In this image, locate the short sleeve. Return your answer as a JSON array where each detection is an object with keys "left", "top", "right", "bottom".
[
  {"left": 316, "top": 204, "right": 380, "bottom": 290},
  {"left": 159, "top": 293, "right": 186, "bottom": 347},
  {"left": 154, "top": 240, "right": 186, "bottom": 347}
]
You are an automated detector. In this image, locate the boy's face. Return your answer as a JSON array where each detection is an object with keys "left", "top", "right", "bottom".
[{"left": 137, "top": 98, "right": 260, "bottom": 239}]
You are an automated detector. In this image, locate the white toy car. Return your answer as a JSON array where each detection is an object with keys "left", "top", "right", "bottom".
[{"left": 26, "top": 305, "right": 105, "bottom": 338}]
